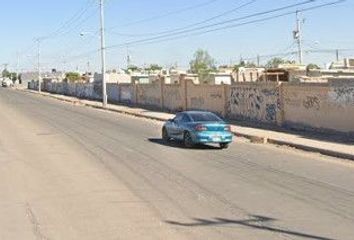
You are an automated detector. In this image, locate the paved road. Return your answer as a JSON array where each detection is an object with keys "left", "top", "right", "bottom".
[{"left": 1, "top": 88, "right": 354, "bottom": 240}]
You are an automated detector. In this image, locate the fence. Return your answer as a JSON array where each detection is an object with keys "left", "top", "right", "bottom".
[{"left": 29, "top": 78, "right": 354, "bottom": 134}]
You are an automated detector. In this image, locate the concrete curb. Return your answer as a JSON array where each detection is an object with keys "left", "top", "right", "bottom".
[
  {"left": 22, "top": 89, "right": 170, "bottom": 122},
  {"left": 21, "top": 89, "right": 354, "bottom": 161},
  {"left": 266, "top": 139, "right": 354, "bottom": 161}
]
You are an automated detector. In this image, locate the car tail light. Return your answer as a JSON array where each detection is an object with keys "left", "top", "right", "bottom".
[
  {"left": 195, "top": 124, "right": 207, "bottom": 131},
  {"left": 224, "top": 125, "right": 231, "bottom": 131}
]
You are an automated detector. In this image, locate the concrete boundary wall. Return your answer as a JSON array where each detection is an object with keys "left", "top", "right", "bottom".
[
  {"left": 185, "top": 80, "right": 227, "bottom": 116},
  {"left": 119, "top": 84, "right": 135, "bottom": 104},
  {"left": 228, "top": 82, "right": 282, "bottom": 125},
  {"left": 163, "top": 83, "right": 185, "bottom": 112},
  {"left": 283, "top": 82, "right": 354, "bottom": 133},
  {"left": 107, "top": 83, "right": 120, "bottom": 103},
  {"left": 136, "top": 80, "right": 162, "bottom": 108},
  {"left": 29, "top": 79, "right": 354, "bottom": 134}
]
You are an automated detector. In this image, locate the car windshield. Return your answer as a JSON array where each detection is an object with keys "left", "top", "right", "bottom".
[{"left": 189, "top": 112, "right": 222, "bottom": 122}]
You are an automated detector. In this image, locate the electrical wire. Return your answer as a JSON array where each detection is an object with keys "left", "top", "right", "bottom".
[
  {"left": 106, "top": 0, "right": 345, "bottom": 50},
  {"left": 41, "top": 0, "right": 96, "bottom": 40},
  {"left": 108, "top": 0, "right": 221, "bottom": 29},
  {"left": 19, "top": 0, "right": 347, "bottom": 71},
  {"left": 108, "top": 0, "right": 257, "bottom": 37},
  {"left": 105, "top": 0, "right": 318, "bottom": 49}
]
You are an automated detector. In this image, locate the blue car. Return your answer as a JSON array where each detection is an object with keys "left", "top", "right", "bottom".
[{"left": 162, "top": 111, "right": 233, "bottom": 149}]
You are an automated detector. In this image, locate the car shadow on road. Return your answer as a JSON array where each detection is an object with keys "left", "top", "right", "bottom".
[
  {"left": 165, "top": 215, "right": 336, "bottom": 240},
  {"left": 148, "top": 138, "right": 222, "bottom": 150}
]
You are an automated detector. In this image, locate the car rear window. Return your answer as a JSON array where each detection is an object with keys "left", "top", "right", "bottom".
[{"left": 189, "top": 112, "right": 222, "bottom": 122}]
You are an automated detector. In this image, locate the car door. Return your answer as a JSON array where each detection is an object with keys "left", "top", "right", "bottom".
[
  {"left": 168, "top": 113, "right": 183, "bottom": 138},
  {"left": 174, "top": 113, "right": 191, "bottom": 140}
]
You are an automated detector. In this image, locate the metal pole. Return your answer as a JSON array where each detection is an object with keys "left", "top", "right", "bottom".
[
  {"left": 336, "top": 49, "right": 339, "bottom": 61},
  {"left": 100, "top": 0, "right": 108, "bottom": 107},
  {"left": 16, "top": 52, "right": 20, "bottom": 84},
  {"left": 296, "top": 11, "right": 303, "bottom": 64},
  {"left": 37, "top": 39, "right": 41, "bottom": 93},
  {"left": 126, "top": 46, "right": 131, "bottom": 69},
  {"left": 87, "top": 61, "right": 90, "bottom": 73}
]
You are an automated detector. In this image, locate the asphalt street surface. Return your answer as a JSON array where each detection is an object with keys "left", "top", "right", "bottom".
[{"left": 1, "top": 88, "right": 354, "bottom": 240}]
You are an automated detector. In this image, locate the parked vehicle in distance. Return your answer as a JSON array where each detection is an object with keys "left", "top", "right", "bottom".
[
  {"left": 1, "top": 78, "right": 14, "bottom": 88},
  {"left": 162, "top": 111, "right": 233, "bottom": 149}
]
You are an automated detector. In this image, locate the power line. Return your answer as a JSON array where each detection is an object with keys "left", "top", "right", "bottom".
[
  {"left": 22, "top": 0, "right": 347, "bottom": 72},
  {"left": 106, "top": 0, "right": 344, "bottom": 50},
  {"left": 105, "top": 0, "right": 318, "bottom": 49},
  {"left": 108, "top": 0, "right": 256, "bottom": 38},
  {"left": 108, "top": 0, "right": 220, "bottom": 29},
  {"left": 242, "top": 47, "right": 354, "bottom": 63},
  {"left": 41, "top": 0, "right": 96, "bottom": 40},
  {"left": 30, "top": 2, "right": 100, "bottom": 71}
]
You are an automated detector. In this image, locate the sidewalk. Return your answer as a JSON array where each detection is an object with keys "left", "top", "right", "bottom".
[{"left": 24, "top": 89, "right": 354, "bottom": 161}]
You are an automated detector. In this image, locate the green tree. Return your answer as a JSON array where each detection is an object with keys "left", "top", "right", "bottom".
[
  {"left": 306, "top": 63, "right": 320, "bottom": 71},
  {"left": 146, "top": 64, "right": 162, "bottom": 72},
  {"left": 65, "top": 72, "right": 81, "bottom": 82},
  {"left": 10, "top": 72, "right": 17, "bottom": 81},
  {"left": 265, "top": 58, "right": 295, "bottom": 68},
  {"left": 233, "top": 60, "right": 257, "bottom": 72},
  {"left": 2, "top": 69, "right": 10, "bottom": 78},
  {"left": 127, "top": 65, "right": 140, "bottom": 73},
  {"left": 18, "top": 73, "right": 22, "bottom": 83},
  {"left": 189, "top": 49, "right": 216, "bottom": 76}
]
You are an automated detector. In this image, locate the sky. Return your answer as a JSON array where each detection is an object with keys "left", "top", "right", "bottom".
[{"left": 1, "top": 0, "right": 354, "bottom": 72}]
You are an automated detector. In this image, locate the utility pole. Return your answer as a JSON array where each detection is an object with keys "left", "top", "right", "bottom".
[
  {"left": 99, "top": 0, "right": 108, "bottom": 107},
  {"left": 336, "top": 49, "right": 339, "bottom": 61},
  {"left": 36, "top": 39, "right": 41, "bottom": 93},
  {"left": 87, "top": 61, "right": 91, "bottom": 73},
  {"left": 16, "top": 52, "right": 20, "bottom": 83},
  {"left": 63, "top": 58, "right": 67, "bottom": 73},
  {"left": 126, "top": 45, "right": 132, "bottom": 69},
  {"left": 294, "top": 11, "right": 303, "bottom": 64},
  {"left": 257, "top": 55, "right": 260, "bottom": 67}
]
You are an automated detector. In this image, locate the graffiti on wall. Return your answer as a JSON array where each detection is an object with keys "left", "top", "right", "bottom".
[
  {"left": 329, "top": 87, "right": 354, "bottom": 106},
  {"left": 265, "top": 104, "right": 277, "bottom": 122},
  {"left": 185, "top": 81, "right": 226, "bottom": 114},
  {"left": 303, "top": 96, "right": 320, "bottom": 110},
  {"left": 210, "top": 93, "right": 222, "bottom": 99},
  {"left": 230, "top": 86, "right": 280, "bottom": 123}
]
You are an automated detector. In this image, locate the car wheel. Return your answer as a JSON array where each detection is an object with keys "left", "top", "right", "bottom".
[
  {"left": 184, "top": 132, "right": 194, "bottom": 148},
  {"left": 162, "top": 128, "right": 170, "bottom": 142},
  {"left": 219, "top": 143, "right": 229, "bottom": 149}
]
